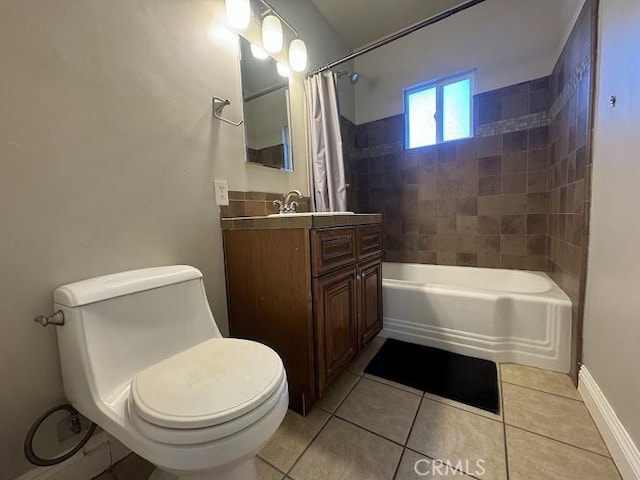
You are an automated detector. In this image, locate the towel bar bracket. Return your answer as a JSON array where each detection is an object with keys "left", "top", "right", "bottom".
[{"left": 212, "top": 96, "right": 243, "bottom": 126}]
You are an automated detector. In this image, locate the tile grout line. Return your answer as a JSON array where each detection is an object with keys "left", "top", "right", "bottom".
[
  {"left": 392, "top": 395, "right": 426, "bottom": 480},
  {"left": 501, "top": 379, "right": 511, "bottom": 480},
  {"left": 256, "top": 457, "right": 288, "bottom": 478},
  {"left": 281, "top": 412, "right": 332, "bottom": 479},
  {"left": 283, "top": 374, "right": 366, "bottom": 478},
  {"left": 501, "top": 379, "right": 583, "bottom": 402},
  {"left": 506, "top": 423, "right": 613, "bottom": 460},
  {"left": 392, "top": 449, "right": 408, "bottom": 480},
  {"left": 331, "top": 371, "right": 366, "bottom": 413},
  {"left": 363, "top": 373, "right": 426, "bottom": 398},
  {"left": 397, "top": 394, "right": 489, "bottom": 480},
  {"left": 420, "top": 393, "right": 503, "bottom": 424},
  {"left": 335, "top": 411, "right": 407, "bottom": 450},
  {"left": 401, "top": 444, "right": 490, "bottom": 480}
]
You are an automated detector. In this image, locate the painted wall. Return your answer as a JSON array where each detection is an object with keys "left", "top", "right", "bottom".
[
  {"left": 0, "top": 0, "right": 346, "bottom": 477},
  {"left": 269, "top": 0, "right": 356, "bottom": 123},
  {"left": 353, "top": 0, "right": 585, "bottom": 124},
  {"left": 583, "top": 0, "right": 640, "bottom": 448}
]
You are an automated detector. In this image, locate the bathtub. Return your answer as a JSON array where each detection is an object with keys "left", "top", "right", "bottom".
[{"left": 381, "top": 263, "right": 572, "bottom": 373}]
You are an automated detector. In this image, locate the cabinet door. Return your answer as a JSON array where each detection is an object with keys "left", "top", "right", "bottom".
[
  {"left": 358, "top": 258, "right": 383, "bottom": 346},
  {"left": 314, "top": 266, "right": 358, "bottom": 393}
]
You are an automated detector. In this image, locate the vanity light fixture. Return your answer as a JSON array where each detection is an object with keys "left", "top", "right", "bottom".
[
  {"left": 276, "top": 62, "right": 291, "bottom": 78},
  {"left": 250, "top": 43, "right": 269, "bottom": 60},
  {"left": 225, "top": 0, "right": 251, "bottom": 30},
  {"left": 262, "top": 14, "right": 283, "bottom": 53},
  {"left": 289, "top": 38, "right": 308, "bottom": 72}
]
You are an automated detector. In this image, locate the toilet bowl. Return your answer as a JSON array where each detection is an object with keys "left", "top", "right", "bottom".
[{"left": 53, "top": 265, "right": 288, "bottom": 480}]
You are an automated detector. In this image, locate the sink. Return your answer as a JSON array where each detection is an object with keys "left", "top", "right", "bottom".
[{"left": 267, "top": 212, "right": 355, "bottom": 217}]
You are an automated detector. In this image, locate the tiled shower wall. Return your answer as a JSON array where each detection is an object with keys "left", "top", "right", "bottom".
[
  {"left": 344, "top": 0, "right": 596, "bottom": 379},
  {"left": 345, "top": 1, "right": 595, "bottom": 279},
  {"left": 547, "top": 0, "right": 597, "bottom": 380},
  {"left": 344, "top": 76, "right": 553, "bottom": 270}
]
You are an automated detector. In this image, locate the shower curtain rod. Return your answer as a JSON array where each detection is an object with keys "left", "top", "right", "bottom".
[{"left": 306, "top": 0, "right": 486, "bottom": 77}]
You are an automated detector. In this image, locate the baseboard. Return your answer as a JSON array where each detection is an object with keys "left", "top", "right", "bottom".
[
  {"left": 579, "top": 365, "right": 640, "bottom": 480},
  {"left": 15, "top": 432, "right": 131, "bottom": 480}
]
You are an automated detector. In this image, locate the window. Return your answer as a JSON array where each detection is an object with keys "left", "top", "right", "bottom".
[{"left": 405, "top": 72, "right": 473, "bottom": 149}]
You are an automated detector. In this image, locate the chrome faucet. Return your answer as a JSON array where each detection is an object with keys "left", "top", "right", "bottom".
[{"left": 273, "top": 190, "right": 303, "bottom": 214}]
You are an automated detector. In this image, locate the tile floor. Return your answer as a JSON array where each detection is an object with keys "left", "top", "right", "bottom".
[{"left": 96, "top": 337, "right": 622, "bottom": 480}]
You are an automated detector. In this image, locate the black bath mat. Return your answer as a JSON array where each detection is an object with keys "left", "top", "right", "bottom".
[{"left": 364, "top": 339, "right": 500, "bottom": 414}]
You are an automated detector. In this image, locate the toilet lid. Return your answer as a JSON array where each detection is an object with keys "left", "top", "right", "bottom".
[{"left": 130, "top": 338, "right": 284, "bottom": 429}]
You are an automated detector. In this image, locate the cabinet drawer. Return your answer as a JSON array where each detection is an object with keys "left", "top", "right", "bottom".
[
  {"left": 312, "top": 228, "right": 356, "bottom": 276},
  {"left": 357, "top": 225, "right": 382, "bottom": 259}
]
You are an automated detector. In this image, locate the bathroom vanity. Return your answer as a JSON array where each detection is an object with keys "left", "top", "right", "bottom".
[{"left": 222, "top": 214, "right": 383, "bottom": 414}]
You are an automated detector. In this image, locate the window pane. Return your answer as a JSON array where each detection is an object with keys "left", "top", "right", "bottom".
[
  {"left": 443, "top": 78, "right": 471, "bottom": 142},
  {"left": 407, "top": 87, "right": 437, "bottom": 149}
]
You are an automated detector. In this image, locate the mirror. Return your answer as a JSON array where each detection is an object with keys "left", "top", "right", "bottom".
[{"left": 239, "top": 36, "right": 292, "bottom": 171}]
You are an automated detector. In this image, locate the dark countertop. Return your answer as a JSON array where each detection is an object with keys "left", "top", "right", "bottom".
[{"left": 221, "top": 213, "right": 382, "bottom": 230}]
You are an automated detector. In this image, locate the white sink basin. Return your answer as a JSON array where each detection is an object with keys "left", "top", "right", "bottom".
[{"left": 267, "top": 212, "right": 355, "bottom": 217}]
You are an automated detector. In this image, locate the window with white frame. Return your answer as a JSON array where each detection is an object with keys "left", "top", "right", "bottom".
[{"left": 404, "top": 71, "right": 474, "bottom": 149}]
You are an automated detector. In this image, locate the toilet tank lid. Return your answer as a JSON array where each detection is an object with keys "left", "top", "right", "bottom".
[{"left": 54, "top": 265, "right": 203, "bottom": 307}]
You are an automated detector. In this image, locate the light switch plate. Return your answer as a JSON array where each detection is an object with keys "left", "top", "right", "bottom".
[{"left": 214, "top": 180, "right": 229, "bottom": 206}]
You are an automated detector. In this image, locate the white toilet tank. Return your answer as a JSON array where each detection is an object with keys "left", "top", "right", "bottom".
[{"left": 54, "top": 266, "right": 222, "bottom": 412}]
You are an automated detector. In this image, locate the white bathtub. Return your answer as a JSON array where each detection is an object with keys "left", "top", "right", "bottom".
[{"left": 381, "top": 263, "right": 572, "bottom": 373}]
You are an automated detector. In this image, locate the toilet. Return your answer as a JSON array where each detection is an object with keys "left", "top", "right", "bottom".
[{"left": 53, "top": 265, "right": 288, "bottom": 480}]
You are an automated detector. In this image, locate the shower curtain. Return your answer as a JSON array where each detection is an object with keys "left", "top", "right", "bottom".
[{"left": 305, "top": 72, "right": 347, "bottom": 212}]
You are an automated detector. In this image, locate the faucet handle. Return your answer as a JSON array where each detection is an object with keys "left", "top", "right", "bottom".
[
  {"left": 289, "top": 201, "right": 299, "bottom": 212},
  {"left": 272, "top": 199, "right": 285, "bottom": 214}
]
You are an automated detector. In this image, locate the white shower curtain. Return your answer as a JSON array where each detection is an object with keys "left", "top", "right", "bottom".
[{"left": 305, "top": 72, "right": 347, "bottom": 212}]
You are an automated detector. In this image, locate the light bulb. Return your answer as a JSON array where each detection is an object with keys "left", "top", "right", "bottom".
[
  {"left": 250, "top": 44, "right": 269, "bottom": 60},
  {"left": 276, "top": 62, "right": 291, "bottom": 78},
  {"left": 262, "top": 14, "right": 283, "bottom": 53},
  {"left": 225, "top": 0, "right": 250, "bottom": 30},
  {"left": 289, "top": 39, "right": 308, "bottom": 72}
]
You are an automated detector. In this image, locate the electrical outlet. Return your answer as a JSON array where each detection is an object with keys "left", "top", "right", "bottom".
[{"left": 214, "top": 180, "right": 229, "bottom": 206}]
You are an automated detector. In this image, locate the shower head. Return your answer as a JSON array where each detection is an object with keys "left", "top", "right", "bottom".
[{"left": 336, "top": 71, "right": 360, "bottom": 85}]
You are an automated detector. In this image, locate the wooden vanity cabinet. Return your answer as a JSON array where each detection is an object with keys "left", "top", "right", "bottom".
[{"left": 223, "top": 219, "right": 382, "bottom": 415}]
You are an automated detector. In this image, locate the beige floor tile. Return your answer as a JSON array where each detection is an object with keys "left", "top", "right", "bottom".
[
  {"left": 111, "top": 454, "right": 155, "bottom": 480},
  {"left": 336, "top": 377, "right": 421, "bottom": 444},
  {"left": 363, "top": 373, "right": 423, "bottom": 396},
  {"left": 256, "top": 457, "right": 286, "bottom": 480},
  {"left": 407, "top": 398, "right": 506, "bottom": 480},
  {"left": 500, "top": 364, "right": 580, "bottom": 399},
  {"left": 506, "top": 426, "right": 621, "bottom": 480},
  {"left": 347, "top": 336, "right": 386, "bottom": 375},
  {"left": 395, "top": 449, "right": 477, "bottom": 479},
  {"left": 369, "top": 335, "right": 387, "bottom": 349},
  {"left": 502, "top": 383, "right": 608, "bottom": 456},
  {"left": 316, "top": 371, "right": 360, "bottom": 413},
  {"left": 259, "top": 409, "right": 330, "bottom": 472},
  {"left": 290, "top": 417, "right": 402, "bottom": 480}
]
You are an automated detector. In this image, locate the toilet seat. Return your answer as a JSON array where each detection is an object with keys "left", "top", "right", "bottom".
[
  {"left": 130, "top": 338, "right": 285, "bottom": 435},
  {"left": 128, "top": 371, "right": 288, "bottom": 445}
]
